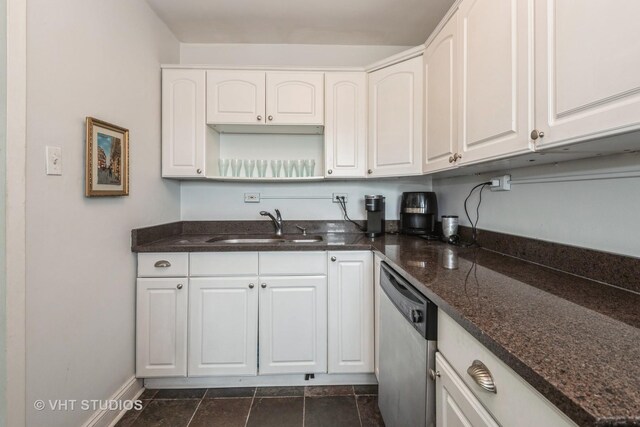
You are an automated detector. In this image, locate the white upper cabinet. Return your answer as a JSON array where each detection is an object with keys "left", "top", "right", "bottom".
[
  {"left": 368, "top": 56, "right": 423, "bottom": 177},
  {"left": 162, "top": 69, "right": 207, "bottom": 177},
  {"left": 534, "top": 0, "right": 640, "bottom": 149},
  {"left": 206, "top": 71, "right": 266, "bottom": 124},
  {"left": 188, "top": 277, "right": 258, "bottom": 377},
  {"left": 423, "top": 11, "right": 459, "bottom": 174},
  {"left": 324, "top": 72, "right": 368, "bottom": 178},
  {"left": 327, "top": 251, "right": 374, "bottom": 374},
  {"left": 458, "top": 0, "right": 533, "bottom": 164},
  {"left": 266, "top": 72, "right": 324, "bottom": 125}
]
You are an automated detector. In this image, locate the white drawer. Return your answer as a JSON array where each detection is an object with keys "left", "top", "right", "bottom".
[
  {"left": 438, "top": 311, "right": 577, "bottom": 427},
  {"left": 138, "top": 253, "right": 188, "bottom": 277},
  {"left": 190, "top": 252, "right": 259, "bottom": 276},
  {"left": 259, "top": 251, "right": 327, "bottom": 276}
]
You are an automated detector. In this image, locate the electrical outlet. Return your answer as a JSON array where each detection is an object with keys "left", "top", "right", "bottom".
[
  {"left": 332, "top": 193, "right": 348, "bottom": 203},
  {"left": 490, "top": 175, "right": 511, "bottom": 191},
  {"left": 244, "top": 193, "right": 260, "bottom": 203}
]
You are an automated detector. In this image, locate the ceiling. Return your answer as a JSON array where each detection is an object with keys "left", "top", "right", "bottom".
[{"left": 145, "top": 0, "right": 456, "bottom": 45}]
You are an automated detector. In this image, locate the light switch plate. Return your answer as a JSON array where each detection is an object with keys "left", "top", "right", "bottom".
[{"left": 46, "top": 146, "right": 62, "bottom": 175}]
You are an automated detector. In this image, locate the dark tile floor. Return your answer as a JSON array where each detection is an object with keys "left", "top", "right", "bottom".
[{"left": 116, "top": 385, "right": 384, "bottom": 427}]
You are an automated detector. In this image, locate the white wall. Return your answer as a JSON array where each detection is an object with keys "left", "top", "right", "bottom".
[
  {"left": 180, "top": 43, "right": 411, "bottom": 66},
  {"left": 181, "top": 177, "right": 432, "bottom": 221},
  {"left": 0, "top": 0, "right": 7, "bottom": 423},
  {"left": 433, "top": 152, "right": 640, "bottom": 258},
  {"left": 25, "top": 1, "right": 180, "bottom": 426}
]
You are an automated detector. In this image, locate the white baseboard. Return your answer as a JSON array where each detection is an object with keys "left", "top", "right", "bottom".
[
  {"left": 144, "top": 373, "right": 377, "bottom": 389},
  {"left": 81, "top": 376, "right": 143, "bottom": 427}
]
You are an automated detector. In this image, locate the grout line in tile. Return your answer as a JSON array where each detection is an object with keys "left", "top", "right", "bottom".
[
  {"left": 185, "top": 392, "right": 204, "bottom": 427},
  {"left": 302, "top": 393, "right": 306, "bottom": 427},
  {"left": 244, "top": 387, "right": 257, "bottom": 427},
  {"left": 355, "top": 395, "right": 364, "bottom": 427}
]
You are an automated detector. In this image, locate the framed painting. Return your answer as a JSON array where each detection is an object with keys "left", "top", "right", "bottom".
[{"left": 85, "top": 117, "right": 129, "bottom": 197}]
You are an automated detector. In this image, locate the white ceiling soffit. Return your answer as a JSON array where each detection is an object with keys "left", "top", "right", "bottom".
[{"left": 145, "top": 0, "right": 456, "bottom": 45}]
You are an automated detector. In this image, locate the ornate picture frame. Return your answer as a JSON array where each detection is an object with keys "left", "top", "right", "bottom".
[{"left": 85, "top": 117, "right": 129, "bottom": 197}]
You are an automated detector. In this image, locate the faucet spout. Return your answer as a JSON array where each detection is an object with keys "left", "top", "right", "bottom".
[{"left": 260, "top": 209, "right": 284, "bottom": 236}]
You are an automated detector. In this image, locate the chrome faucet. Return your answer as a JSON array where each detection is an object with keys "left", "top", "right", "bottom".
[{"left": 260, "top": 209, "right": 283, "bottom": 236}]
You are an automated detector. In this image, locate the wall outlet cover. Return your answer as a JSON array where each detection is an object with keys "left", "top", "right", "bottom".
[
  {"left": 244, "top": 193, "right": 260, "bottom": 203},
  {"left": 332, "top": 193, "right": 348, "bottom": 203},
  {"left": 46, "top": 146, "right": 62, "bottom": 175}
]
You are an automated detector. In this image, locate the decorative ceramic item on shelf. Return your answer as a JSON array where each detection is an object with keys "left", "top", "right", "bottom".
[
  {"left": 85, "top": 117, "right": 129, "bottom": 197},
  {"left": 218, "top": 158, "right": 229, "bottom": 177},
  {"left": 257, "top": 160, "right": 268, "bottom": 177},
  {"left": 243, "top": 159, "right": 256, "bottom": 177},
  {"left": 270, "top": 160, "right": 282, "bottom": 177},
  {"left": 230, "top": 159, "right": 242, "bottom": 177},
  {"left": 307, "top": 159, "right": 316, "bottom": 177}
]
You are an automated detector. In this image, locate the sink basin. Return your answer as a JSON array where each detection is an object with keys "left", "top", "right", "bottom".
[{"left": 206, "top": 234, "right": 323, "bottom": 244}]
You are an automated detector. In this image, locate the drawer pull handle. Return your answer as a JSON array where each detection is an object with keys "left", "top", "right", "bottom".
[
  {"left": 154, "top": 260, "right": 171, "bottom": 268},
  {"left": 467, "top": 360, "right": 497, "bottom": 394}
]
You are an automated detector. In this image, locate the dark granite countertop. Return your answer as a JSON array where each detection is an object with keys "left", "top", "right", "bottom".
[{"left": 132, "top": 222, "right": 640, "bottom": 426}]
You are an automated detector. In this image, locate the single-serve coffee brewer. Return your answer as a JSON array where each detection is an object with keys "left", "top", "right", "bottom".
[{"left": 365, "top": 195, "right": 385, "bottom": 237}]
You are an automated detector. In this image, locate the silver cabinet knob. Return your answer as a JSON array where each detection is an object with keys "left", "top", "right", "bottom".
[
  {"left": 467, "top": 360, "right": 497, "bottom": 394},
  {"left": 268, "top": 115, "right": 274, "bottom": 121},
  {"left": 257, "top": 115, "right": 262, "bottom": 121},
  {"left": 249, "top": 283, "right": 255, "bottom": 289},
  {"left": 530, "top": 129, "right": 545, "bottom": 140},
  {"left": 454, "top": 153, "right": 462, "bottom": 161},
  {"left": 261, "top": 283, "right": 267, "bottom": 288},
  {"left": 367, "top": 169, "right": 373, "bottom": 174},
  {"left": 327, "top": 169, "right": 333, "bottom": 174},
  {"left": 449, "top": 156, "right": 455, "bottom": 164},
  {"left": 429, "top": 369, "right": 441, "bottom": 380},
  {"left": 331, "top": 256, "right": 337, "bottom": 262},
  {"left": 196, "top": 168, "right": 202, "bottom": 174},
  {"left": 177, "top": 284, "right": 183, "bottom": 290},
  {"left": 154, "top": 260, "right": 171, "bottom": 268}
]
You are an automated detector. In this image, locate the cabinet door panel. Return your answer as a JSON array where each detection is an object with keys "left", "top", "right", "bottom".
[
  {"left": 162, "top": 69, "right": 206, "bottom": 177},
  {"left": 206, "top": 71, "right": 266, "bottom": 124},
  {"left": 189, "top": 277, "right": 258, "bottom": 376},
  {"left": 324, "top": 73, "right": 367, "bottom": 178},
  {"left": 424, "top": 12, "right": 458, "bottom": 173},
  {"left": 373, "top": 254, "right": 382, "bottom": 380},
  {"left": 368, "top": 57, "right": 423, "bottom": 176},
  {"left": 266, "top": 72, "right": 324, "bottom": 125},
  {"left": 459, "top": 0, "right": 532, "bottom": 163},
  {"left": 535, "top": 0, "right": 640, "bottom": 148},
  {"left": 328, "top": 251, "right": 374, "bottom": 374},
  {"left": 136, "top": 279, "right": 188, "bottom": 378},
  {"left": 259, "top": 276, "right": 327, "bottom": 374},
  {"left": 436, "top": 353, "right": 499, "bottom": 427}
]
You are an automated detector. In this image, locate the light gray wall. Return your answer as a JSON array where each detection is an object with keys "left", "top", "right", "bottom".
[
  {"left": 25, "top": 1, "right": 181, "bottom": 425},
  {"left": 433, "top": 152, "right": 640, "bottom": 258},
  {"left": 181, "top": 177, "right": 432, "bottom": 221},
  {"left": 180, "top": 43, "right": 411, "bottom": 66},
  {"left": 0, "top": 0, "right": 7, "bottom": 424}
]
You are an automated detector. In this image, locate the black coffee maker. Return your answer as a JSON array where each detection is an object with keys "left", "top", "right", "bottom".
[
  {"left": 400, "top": 192, "right": 438, "bottom": 237},
  {"left": 365, "top": 195, "right": 385, "bottom": 237}
]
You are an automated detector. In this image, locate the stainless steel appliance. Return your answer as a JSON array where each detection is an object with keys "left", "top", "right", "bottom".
[
  {"left": 378, "top": 262, "right": 437, "bottom": 427},
  {"left": 365, "top": 195, "right": 385, "bottom": 237},
  {"left": 400, "top": 192, "right": 438, "bottom": 237}
]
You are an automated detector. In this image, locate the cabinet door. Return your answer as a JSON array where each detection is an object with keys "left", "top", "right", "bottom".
[
  {"left": 206, "top": 71, "right": 266, "bottom": 125},
  {"left": 324, "top": 73, "right": 367, "bottom": 178},
  {"left": 373, "top": 254, "right": 382, "bottom": 380},
  {"left": 424, "top": 12, "right": 459, "bottom": 174},
  {"left": 188, "top": 277, "right": 258, "bottom": 376},
  {"left": 136, "top": 279, "right": 188, "bottom": 378},
  {"left": 328, "top": 251, "right": 374, "bottom": 374},
  {"left": 534, "top": 0, "right": 640, "bottom": 149},
  {"left": 162, "top": 69, "right": 207, "bottom": 177},
  {"left": 266, "top": 72, "right": 324, "bottom": 125},
  {"left": 368, "top": 56, "right": 423, "bottom": 177},
  {"left": 458, "top": 0, "right": 533, "bottom": 164},
  {"left": 259, "top": 276, "right": 327, "bottom": 374},
  {"left": 435, "top": 353, "right": 499, "bottom": 427}
]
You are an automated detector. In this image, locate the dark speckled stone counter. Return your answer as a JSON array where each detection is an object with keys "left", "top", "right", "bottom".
[{"left": 132, "top": 222, "right": 640, "bottom": 426}]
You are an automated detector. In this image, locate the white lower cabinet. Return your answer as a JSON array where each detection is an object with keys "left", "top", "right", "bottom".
[
  {"left": 328, "top": 251, "right": 374, "bottom": 374},
  {"left": 188, "top": 277, "right": 258, "bottom": 376},
  {"left": 258, "top": 275, "right": 328, "bottom": 375},
  {"left": 373, "top": 253, "right": 382, "bottom": 380},
  {"left": 136, "top": 278, "right": 188, "bottom": 378},
  {"left": 435, "top": 353, "right": 498, "bottom": 427}
]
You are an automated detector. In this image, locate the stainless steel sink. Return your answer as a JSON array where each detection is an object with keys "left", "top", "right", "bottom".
[{"left": 206, "top": 234, "right": 323, "bottom": 244}]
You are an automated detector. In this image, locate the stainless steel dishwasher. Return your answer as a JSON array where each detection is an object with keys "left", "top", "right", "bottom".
[{"left": 378, "top": 262, "right": 437, "bottom": 427}]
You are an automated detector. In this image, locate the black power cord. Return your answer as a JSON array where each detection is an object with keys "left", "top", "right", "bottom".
[
  {"left": 336, "top": 196, "right": 366, "bottom": 232},
  {"left": 460, "top": 181, "right": 492, "bottom": 247}
]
